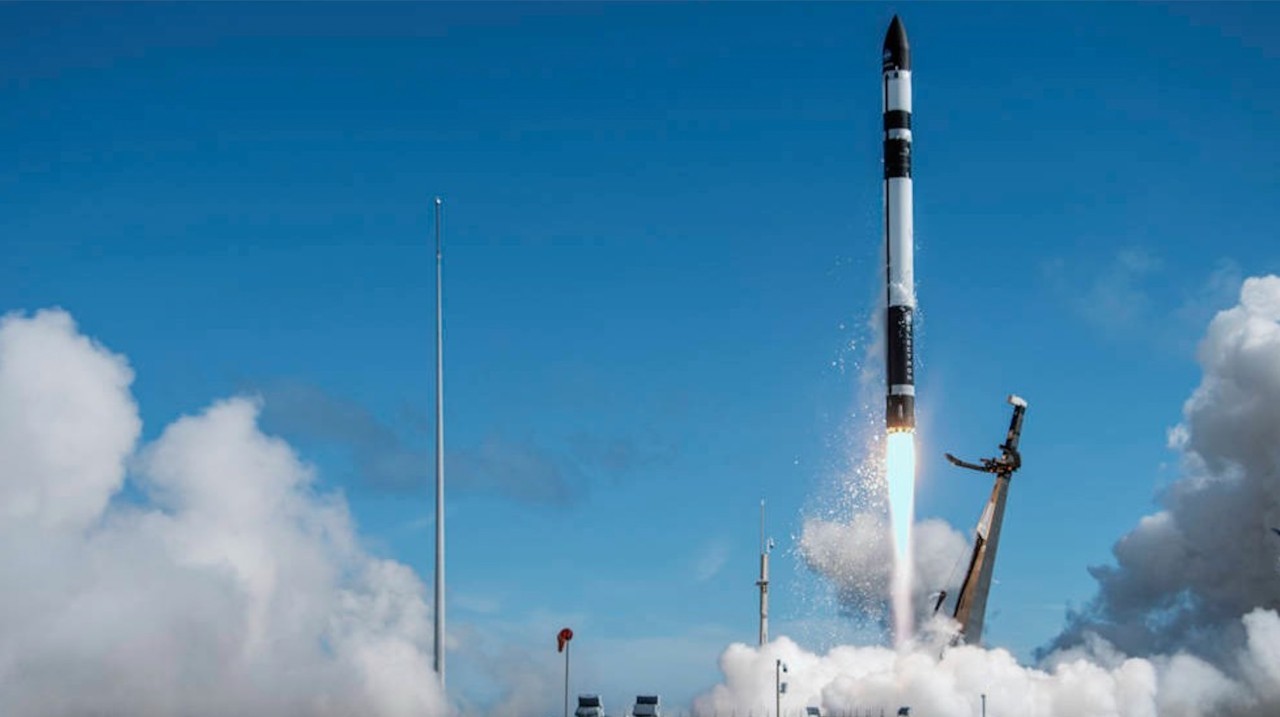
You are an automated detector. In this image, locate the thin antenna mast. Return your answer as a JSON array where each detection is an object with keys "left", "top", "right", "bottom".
[
  {"left": 756, "top": 500, "right": 771, "bottom": 645},
  {"left": 433, "top": 197, "right": 446, "bottom": 686}
]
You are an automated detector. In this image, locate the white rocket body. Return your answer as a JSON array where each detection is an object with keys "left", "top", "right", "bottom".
[{"left": 883, "top": 16, "right": 916, "bottom": 432}]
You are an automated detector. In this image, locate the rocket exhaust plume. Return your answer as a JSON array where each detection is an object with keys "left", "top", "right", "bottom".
[
  {"left": 885, "top": 431, "right": 916, "bottom": 644},
  {"left": 882, "top": 14, "right": 917, "bottom": 647}
]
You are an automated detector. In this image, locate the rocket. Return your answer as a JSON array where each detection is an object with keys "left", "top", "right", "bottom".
[{"left": 882, "top": 15, "right": 915, "bottom": 433}]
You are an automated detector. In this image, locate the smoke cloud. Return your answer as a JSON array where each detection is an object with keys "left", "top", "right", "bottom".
[
  {"left": 800, "top": 515, "right": 969, "bottom": 629},
  {"left": 693, "top": 610, "right": 1280, "bottom": 717},
  {"left": 701, "top": 275, "right": 1280, "bottom": 716},
  {"left": 0, "top": 309, "right": 446, "bottom": 716},
  {"left": 1049, "top": 275, "right": 1280, "bottom": 658}
]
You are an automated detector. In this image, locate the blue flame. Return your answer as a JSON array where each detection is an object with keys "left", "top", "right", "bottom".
[{"left": 886, "top": 430, "right": 916, "bottom": 647}]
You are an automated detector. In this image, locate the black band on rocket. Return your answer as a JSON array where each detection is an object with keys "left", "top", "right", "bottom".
[
  {"left": 883, "top": 139, "right": 912, "bottom": 179},
  {"left": 886, "top": 302, "right": 915, "bottom": 431},
  {"left": 886, "top": 305, "right": 914, "bottom": 387},
  {"left": 883, "top": 110, "right": 911, "bottom": 131}
]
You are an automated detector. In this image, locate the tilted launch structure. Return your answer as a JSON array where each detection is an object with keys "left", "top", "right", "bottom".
[{"left": 940, "top": 395, "right": 1028, "bottom": 645}]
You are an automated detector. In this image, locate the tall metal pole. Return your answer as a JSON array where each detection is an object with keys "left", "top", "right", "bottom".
[
  {"left": 774, "top": 659, "right": 782, "bottom": 717},
  {"left": 433, "top": 197, "right": 446, "bottom": 686},
  {"left": 757, "top": 500, "right": 770, "bottom": 646},
  {"left": 563, "top": 642, "right": 570, "bottom": 717}
]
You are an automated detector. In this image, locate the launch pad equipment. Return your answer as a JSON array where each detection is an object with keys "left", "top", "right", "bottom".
[
  {"left": 632, "top": 695, "right": 660, "bottom": 717},
  {"left": 757, "top": 500, "right": 773, "bottom": 646},
  {"left": 941, "top": 394, "right": 1028, "bottom": 645},
  {"left": 575, "top": 695, "right": 604, "bottom": 717}
]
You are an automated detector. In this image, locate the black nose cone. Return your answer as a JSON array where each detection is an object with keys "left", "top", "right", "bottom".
[{"left": 882, "top": 15, "right": 910, "bottom": 72}]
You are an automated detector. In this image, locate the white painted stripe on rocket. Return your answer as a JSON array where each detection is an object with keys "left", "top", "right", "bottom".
[
  {"left": 886, "top": 177, "right": 915, "bottom": 308},
  {"left": 890, "top": 385, "right": 915, "bottom": 396},
  {"left": 887, "top": 129, "right": 912, "bottom": 140},
  {"left": 883, "top": 70, "right": 912, "bottom": 112}
]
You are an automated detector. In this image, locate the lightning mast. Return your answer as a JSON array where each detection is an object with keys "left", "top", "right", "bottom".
[
  {"left": 433, "top": 197, "right": 446, "bottom": 686},
  {"left": 944, "top": 394, "right": 1028, "bottom": 645},
  {"left": 756, "top": 500, "right": 773, "bottom": 645}
]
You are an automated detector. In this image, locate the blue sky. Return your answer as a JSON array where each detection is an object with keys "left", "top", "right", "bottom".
[{"left": 3, "top": 2, "right": 1280, "bottom": 712}]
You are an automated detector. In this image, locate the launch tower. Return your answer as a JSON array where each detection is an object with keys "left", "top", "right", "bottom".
[{"left": 943, "top": 395, "right": 1028, "bottom": 644}]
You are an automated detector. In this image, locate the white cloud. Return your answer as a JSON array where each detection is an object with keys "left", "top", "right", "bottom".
[
  {"left": 0, "top": 309, "right": 446, "bottom": 716},
  {"left": 1051, "top": 275, "right": 1280, "bottom": 659},
  {"left": 694, "top": 610, "right": 1280, "bottom": 717},
  {"left": 694, "top": 538, "right": 731, "bottom": 583},
  {"left": 799, "top": 515, "right": 968, "bottom": 627},
  {"left": 0, "top": 309, "right": 140, "bottom": 529},
  {"left": 1044, "top": 248, "right": 1160, "bottom": 335}
]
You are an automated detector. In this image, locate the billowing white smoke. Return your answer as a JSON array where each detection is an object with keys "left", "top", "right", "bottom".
[
  {"left": 700, "top": 276, "right": 1280, "bottom": 716},
  {"left": 800, "top": 515, "right": 969, "bottom": 630},
  {"left": 0, "top": 309, "right": 446, "bottom": 716},
  {"left": 1049, "top": 276, "right": 1280, "bottom": 660},
  {"left": 694, "top": 610, "right": 1280, "bottom": 717}
]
